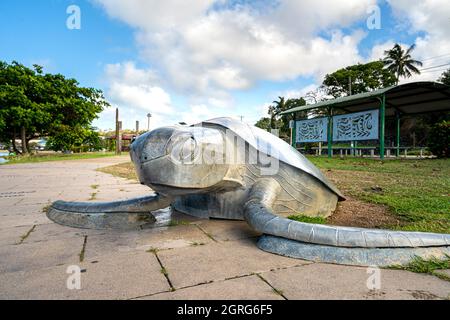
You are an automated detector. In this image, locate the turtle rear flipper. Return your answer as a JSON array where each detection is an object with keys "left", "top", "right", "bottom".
[
  {"left": 46, "top": 194, "right": 172, "bottom": 230},
  {"left": 244, "top": 178, "right": 450, "bottom": 266}
]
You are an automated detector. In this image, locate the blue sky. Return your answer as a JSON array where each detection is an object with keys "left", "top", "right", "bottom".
[{"left": 1, "top": 0, "right": 448, "bottom": 130}]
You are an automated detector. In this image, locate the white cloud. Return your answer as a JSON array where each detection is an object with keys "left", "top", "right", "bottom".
[
  {"left": 94, "top": 0, "right": 374, "bottom": 96},
  {"left": 179, "top": 104, "right": 221, "bottom": 125},
  {"left": 93, "top": 0, "right": 214, "bottom": 30},
  {"left": 105, "top": 61, "right": 173, "bottom": 114},
  {"left": 95, "top": 61, "right": 238, "bottom": 129},
  {"left": 91, "top": 0, "right": 449, "bottom": 129},
  {"left": 280, "top": 83, "right": 320, "bottom": 101},
  {"left": 94, "top": 61, "right": 175, "bottom": 130}
]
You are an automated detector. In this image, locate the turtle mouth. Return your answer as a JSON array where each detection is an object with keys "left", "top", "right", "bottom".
[{"left": 147, "top": 183, "right": 206, "bottom": 196}]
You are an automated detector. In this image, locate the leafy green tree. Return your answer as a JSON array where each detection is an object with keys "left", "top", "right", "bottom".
[
  {"left": 383, "top": 44, "right": 423, "bottom": 84},
  {"left": 323, "top": 61, "right": 397, "bottom": 98},
  {"left": 268, "top": 96, "right": 286, "bottom": 129},
  {"left": 0, "top": 61, "right": 109, "bottom": 154},
  {"left": 268, "top": 97, "right": 306, "bottom": 137},
  {"left": 427, "top": 120, "right": 450, "bottom": 158},
  {"left": 46, "top": 126, "right": 103, "bottom": 152},
  {"left": 255, "top": 117, "right": 271, "bottom": 131},
  {"left": 438, "top": 68, "right": 450, "bottom": 86}
]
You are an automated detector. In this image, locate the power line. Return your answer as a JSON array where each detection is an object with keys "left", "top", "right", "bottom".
[
  {"left": 420, "top": 53, "right": 450, "bottom": 62},
  {"left": 420, "top": 67, "right": 449, "bottom": 74},
  {"left": 419, "top": 62, "right": 450, "bottom": 71}
]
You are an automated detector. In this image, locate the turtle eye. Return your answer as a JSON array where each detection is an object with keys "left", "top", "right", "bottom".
[{"left": 166, "top": 133, "right": 198, "bottom": 163}]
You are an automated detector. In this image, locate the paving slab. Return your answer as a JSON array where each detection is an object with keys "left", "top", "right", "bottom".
[
  {"left": 0, "top": 212, "right": 50, "bottom": 228},
  {"left": 0, "top": 264, "right": 73, "bottom": 299},
  {"left": 82, "top": 232, "right": 141, "bottom": 259},
  {"left": 136, "top": 224, "right": 213, "bottom": 251},
  {"left": 261, "top": 263, "right": 450, "bottom": 300},
  {"left": 23, "top": 223, "right": 105, "bottom": 244},
  {"left": 157, "top": 238, "right": 308, "bottom": 289},
  {"left": 0, "top": 237, "right": 84, "bottom": 273},
  {"left": 194, "top": 219, "right": 260, "bottom": 242},
  {"left": 0, "top": 226, "right": 31, "bottom": 245},
  {"left": 0, "top": 251, "right": 169, "bottom": 299},
  {"left": 434, "top": 269, "right": 450, "bottom": 279},
  {"left": 0, "top": 203, "right": 46, "bottom": 216},
  {"left": 0, "top": 197, "right": 23, "bottom": 206},
  {"left": 141, "top": 275, "right": 284, "bottom": 300},
  {"left": 77, "top": 251, "right": 171, "bottom": 299}
]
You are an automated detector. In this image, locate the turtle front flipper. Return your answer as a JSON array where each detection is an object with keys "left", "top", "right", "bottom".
[
  {"left": 244, "top": 179, "right": 450, "bottom": 267},
  {"left": 46, "top": 194, "right": 172, "bottom": 230}
]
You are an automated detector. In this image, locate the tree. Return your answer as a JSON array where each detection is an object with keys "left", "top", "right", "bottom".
[
  {"left": 46, "top": 126, "right": 103, "bottom": 152},
  {"left": 427, "top": 120, "right": 450, "bottom": 158},
  {"left": 438, "top": 68, "right": 450, "bottom": 86},
  {"left": 383, "top": 44, "right": 423, "bottom": 84},
  {"left": 268, "top": 96, "right": 286, "bottom": 130},
  {"left": 0, "top": 61, "right": 109, "bottom": 154},
  {"left": 268, "top": 96, "right": 306, "bottom": 137},
  {"left": 254, "top": 117, "right": 271, "bottom": 131},
  {"left": 322, "top": 61, "right": 397, "bottom": 98}
]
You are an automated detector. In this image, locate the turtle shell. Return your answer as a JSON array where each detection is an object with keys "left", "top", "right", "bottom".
[{"left": 201, "top": 117, "right": 344, "bottom": 199}]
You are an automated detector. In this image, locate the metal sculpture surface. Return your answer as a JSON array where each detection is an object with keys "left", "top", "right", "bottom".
[{"left": 47, "top": 117, "right": 450, "bottom": 266}]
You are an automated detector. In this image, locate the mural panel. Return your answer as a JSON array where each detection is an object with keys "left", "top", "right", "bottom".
[
  {"left": 295, "top": 118, "right": 328, "bottom": 143},
  {"left": 332, "top": 109, "right": 379, "bottom": 141}
]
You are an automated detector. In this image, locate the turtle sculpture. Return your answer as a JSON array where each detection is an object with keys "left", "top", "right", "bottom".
[{"left": 47, "top": 117, "right": 450, "bottom": 266}]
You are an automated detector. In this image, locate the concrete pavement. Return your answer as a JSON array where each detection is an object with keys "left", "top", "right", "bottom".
[{"left": 0, "top": 156, "right": 449, "bottom": 300}]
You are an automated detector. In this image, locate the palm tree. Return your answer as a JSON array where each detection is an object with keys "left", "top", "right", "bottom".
[
  {"left": 383, "top": 44, "right": 423, "bottom": 84},
  {"left": 269, "top": 96, "right": 286, "bottom": 129}
]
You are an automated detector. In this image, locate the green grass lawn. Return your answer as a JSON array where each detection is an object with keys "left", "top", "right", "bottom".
[
  {"left": 1, "top": 152, "right": 118, "bottom": 165},
  {"left": 308, "top": 157, "right": 450, "bottom": 233}
]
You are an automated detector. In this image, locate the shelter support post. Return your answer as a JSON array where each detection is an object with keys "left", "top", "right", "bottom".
[
  {"left": 379, "top": 94, "right": 386, "bottom": 160},
  {"left": 396, "top": 111, "right": 401, "bottom": 157},
  {"left": 291, "top": 113, "right": 296, "bottom": 148},
  {"left": 327, "top": 107, "right": 333, "bottom": 158}
]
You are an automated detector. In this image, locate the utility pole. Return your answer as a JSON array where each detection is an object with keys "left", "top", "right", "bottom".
[
  {"left": 348, "top": 76, "right": 352, "bottom": 95},
  {"left": 147, "top": 113, "right": 152, "bottom": 131},
  {"left": 115, "top": 108, "right": 121, "bottom": 155}
]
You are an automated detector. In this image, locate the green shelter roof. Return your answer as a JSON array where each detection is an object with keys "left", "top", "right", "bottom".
[{"left": 280, "top": 81, "right": 450, "bottom": 117}]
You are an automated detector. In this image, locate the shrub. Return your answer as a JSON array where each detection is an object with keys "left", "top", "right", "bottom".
[{"left": 427, "top": 120, "right": 450, "bottom": 158}]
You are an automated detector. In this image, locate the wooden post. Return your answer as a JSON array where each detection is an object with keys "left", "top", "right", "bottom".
[{"left": 115, "top": 108, "right": 121, "bottom": 155}]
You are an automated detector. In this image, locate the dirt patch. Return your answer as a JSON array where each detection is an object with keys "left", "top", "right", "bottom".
[
  {"left": 97, "top": 162, "right": 138, "bottom": 181},
  {"left": 327, "top": 196, "right": 403, "bottom": 229},
  {"left": 323, "top": 169, "right": 404, "bottom": 229}
]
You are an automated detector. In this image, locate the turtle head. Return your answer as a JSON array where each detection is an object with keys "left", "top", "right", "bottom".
[{"left": 130, "top": 125, "right": 244, "bottom": 196}]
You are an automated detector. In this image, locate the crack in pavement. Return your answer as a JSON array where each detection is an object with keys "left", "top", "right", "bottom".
[
  {"left": 79, "top": 235, "right": 88, "bottom": 262},
  {"left": 129, "top": 262, "right": 313, "bottom": 300},
  {"left": 256, "top": 273, "right": 288, "bottom": 300},
  {"left": 195, "top": 225, "right": 218, "bottom": 242},
  {"left": 148, "top": 249, "right": 175, "bottom": 292},
  {"left": 16, "top": 225, "right": 36, "bottom": 244}
]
